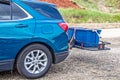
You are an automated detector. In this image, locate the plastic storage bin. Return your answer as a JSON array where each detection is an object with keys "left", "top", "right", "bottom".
[
  {"left": 67, "top": 28, "right": 75, "bottom": 42},
  {"left": 67, "top": 27, "right": 101, "bottom": 47},
  {"left": 67, "top": 27, "right": 85, "bottom": 41},
  {"left": 75, "top": 28, "right": 101, "bottom": 47}
]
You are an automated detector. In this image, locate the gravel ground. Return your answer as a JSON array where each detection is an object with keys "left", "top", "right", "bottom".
[{"left": 0, "top": 38, "right": 120, "bottom": 80}]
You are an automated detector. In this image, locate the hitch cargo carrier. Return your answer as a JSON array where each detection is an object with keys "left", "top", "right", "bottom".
[{"left": 67, "top": 27, "right": 110, "bottom": 51}]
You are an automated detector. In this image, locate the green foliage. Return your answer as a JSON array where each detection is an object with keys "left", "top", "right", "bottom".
[
  {"left": 72, "top": 0, "right": 98, "bottom": 10},
  {"left": 105, "top": 0, "right": 116, "bottom": 7},
  {"left": 73, "top": 0, "right": 120, "bottom": 11},
  {"left": 59, "top": 8, "right": 120, "bottom": 23},
  {"left": 58, "top": 0, "right": 120, "bottom": 23}
]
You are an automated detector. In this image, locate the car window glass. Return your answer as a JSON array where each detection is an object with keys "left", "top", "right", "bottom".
[
  {"left": 0, "top": 3, "right": 11, "bottom": 20},
  {"left": 23, "top": 1, "right": 63, "bottom": 19},
  {"left": 12, "top": 3, "right": 28, "bottom": 20}
]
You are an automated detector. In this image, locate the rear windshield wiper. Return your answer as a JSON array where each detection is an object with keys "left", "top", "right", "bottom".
[{"left": 0, "top": 0, "right": 10, "bottom": 5}]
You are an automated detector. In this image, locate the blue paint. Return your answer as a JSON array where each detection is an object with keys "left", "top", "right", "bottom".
[
  {"left": 75, "top": 29, "right": 101, "bottom": 47},
  {"left": 0, "top": 0, "right": 68, "bottom": 70},
  {"left": 67, "top": 28, "right": 74, "bottom": 42},
  {"left": 67, "top": 27, "right": 101, "bottom": 47}
]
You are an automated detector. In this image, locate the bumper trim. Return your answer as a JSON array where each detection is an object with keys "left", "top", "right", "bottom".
[
  {"left": 54, "top": 51, "right": 69, "bottom": 64},
  {"left": 0, "top": 59, "right": 14, "bottom": 72}
]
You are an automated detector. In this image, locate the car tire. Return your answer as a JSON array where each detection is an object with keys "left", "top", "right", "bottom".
[{"left": 16, "top": 44, "right": 52, "bottom": 79}]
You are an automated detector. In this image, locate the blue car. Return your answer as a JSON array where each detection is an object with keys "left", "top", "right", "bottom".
[{"left": 0, "top": 0, "right": 69, "bottom": 79}]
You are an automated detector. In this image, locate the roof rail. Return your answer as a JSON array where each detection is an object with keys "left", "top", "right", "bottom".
[{"left": 0, "top": 0, "right": 10, "bottom": 5}]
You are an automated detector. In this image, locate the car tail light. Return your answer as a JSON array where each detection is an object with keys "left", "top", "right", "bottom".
[{"left": 58, "top": 22, "right": 68, "bottom": 32}]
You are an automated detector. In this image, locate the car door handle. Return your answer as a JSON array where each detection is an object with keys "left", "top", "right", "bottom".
[{"left": 15, "top": 24, "right": 28, "bottom": 28}]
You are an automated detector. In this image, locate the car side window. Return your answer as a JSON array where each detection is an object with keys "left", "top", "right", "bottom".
[
  {"left": 12, "top": 3, "right": 28, "bottom": 20},
  {"left": 0, "top": 3, "right": 11, "bottom": 20}
]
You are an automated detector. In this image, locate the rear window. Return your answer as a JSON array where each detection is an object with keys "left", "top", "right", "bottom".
[{"left": 23, "top": 1, "right": 63, "bottom": 19}]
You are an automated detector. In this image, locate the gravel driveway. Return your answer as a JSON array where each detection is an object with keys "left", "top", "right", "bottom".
[{"left": 0, "top": 37, "right": 120, "bottom": 80}]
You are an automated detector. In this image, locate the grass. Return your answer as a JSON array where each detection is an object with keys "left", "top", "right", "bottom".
[
  {"left": 105, "top": 0, "right": 118, "bottom": 8},
  {"left": 73, "top": 0, "right": 119, "bottom": 11},
  {"left": 59, "top": 8, "right": 120, "bottom": 23},
  {"left": 58, "top": 0, "right": 120, "bottom": 23},
  {"left": 72, "top": 0, "right": 98, "bottom": 10}
]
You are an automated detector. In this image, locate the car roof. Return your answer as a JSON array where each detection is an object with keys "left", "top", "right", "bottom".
[
  {"left": 0, "top": 0, "right": 10, "bottom": 4},
  {"left": 14, "top": 0, "right": 56, "bottom": 6},
  {"left": 0, "top": 0, "right": 56, "bottom": 7}
]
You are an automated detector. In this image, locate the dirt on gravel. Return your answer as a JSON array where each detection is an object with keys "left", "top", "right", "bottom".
[
  {"left": 0, "top": 38, "right": 120, "bottom": 80},
  {"left": 69, "top": 23, "right": 120, "bottom": 29},
  {"left": 39, "top": 0, "right": 79, "bottom": 8}
]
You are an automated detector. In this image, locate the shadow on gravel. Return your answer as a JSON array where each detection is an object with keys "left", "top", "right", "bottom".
[
  {"left": 0, "top": 70, "right": 24, "bottom": 79},
  {"left": 0, "top": 38, "right": 120, "bottom": 80}
]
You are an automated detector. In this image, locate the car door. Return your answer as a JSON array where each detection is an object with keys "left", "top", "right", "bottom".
[{"left": 0, "top": 1, "right": 35, "bottom": 60}]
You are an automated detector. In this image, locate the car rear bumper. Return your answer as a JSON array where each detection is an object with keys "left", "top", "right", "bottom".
[{"left": 54, "top": 51, "right": 69, "bottom": 63}]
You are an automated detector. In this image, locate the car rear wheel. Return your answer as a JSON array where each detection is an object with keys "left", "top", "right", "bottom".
[{"left": 16, "top": 44, "right": 52, "bottom": 79}]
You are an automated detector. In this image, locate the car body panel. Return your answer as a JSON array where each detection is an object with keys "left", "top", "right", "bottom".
[
  {"left": 0, "top": 0, "right": 69, "bottom": 72},
  {"left": 35, "top": 20, "right": 68, "bottom": 53},
  {"left": 0, "top": 19, "right": 35, "bottom": 60}
]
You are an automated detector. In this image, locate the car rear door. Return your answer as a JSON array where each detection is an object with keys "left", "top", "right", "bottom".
[{"left": 0, "top": 2, "right": 35, "bottom": 60}]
